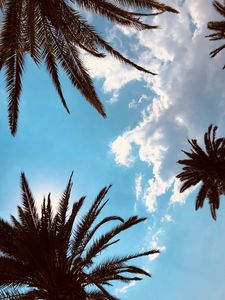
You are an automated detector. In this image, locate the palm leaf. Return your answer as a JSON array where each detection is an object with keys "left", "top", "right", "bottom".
[
  {"left": 207, "top": 1, "right": 225, "bottom": 68},
  {"left": 82, "top": 216, "right": 147, "bottom": 268},
  {"left": 56, "top": 172, "right": 73, "bottom": 232},
  {"left": 195, "top": 183, "right": 208, "bottom": 210},
  {"left": 21, "top": 173, "right": 39, "bottom": 229},
  {"left": 0, "top": 0, "right": 24, "bottom": 135}
]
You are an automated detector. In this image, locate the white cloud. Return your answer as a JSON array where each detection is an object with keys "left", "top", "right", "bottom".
[
  {"left": 149, "top": 252, "right": 160, "bottom": 261},
  {"left": 161, "top": 214, "right": 174, "bottom": 223},
  {"left": 143, "top": 177, "right": 171, "bottom": 212},
  {"left": 108, "top": 91, "right": 119, "bottom": 104},
  {"left": 85, "top": 54, "right": 143, "bottom": 93},
  {"left": 149, "top": 229, "right": 166, "bottom": 261},
  {"left": 135, "top": 174, "right": 143, "bottom": 200},
  {"left": 129, "top": 94, "right": 148, "bottom": 109},
  {"left": 109, "top": 0, "right": 225, "bottom": 212},
  {"left": 170, "top": 178, "right": 196, "bottom": 204},
  {"left": 110, "top": 132, "right": 135, "bottom": 167},
  {"left": 115, "top": 281, "right": 137, "bottom": 295},
  {"left": 128, "top": 99, "right": 137, "bottom": 109}
]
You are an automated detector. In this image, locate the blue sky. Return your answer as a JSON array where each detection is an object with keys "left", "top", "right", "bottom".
[{"left": 1, "top": 0, "right": 225, "bottom": 299}]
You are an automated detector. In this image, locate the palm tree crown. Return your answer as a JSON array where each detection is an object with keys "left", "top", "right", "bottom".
[
  {"left": 0, "top": 173, "right": 158, "bottom": 299},
  {"left": 0, "top": 0, "right": 178, "bottom": 135},
  {"left": 207, "top": 0, "right": 225, "bottom": 67},
  {"left": 177, "top": 125, "right": 225, "bottom": 220}
]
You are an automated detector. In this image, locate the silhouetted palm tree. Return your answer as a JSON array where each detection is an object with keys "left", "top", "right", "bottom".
[
  {"left": 177, "top": 125, "right": 225, "bottom": 220},
  {"left": 207, "top": 0, "right": 225, "bottom": 67},
  {"left": 0, "top": 0, "right": 178, "bottom": 135},
  {"left": 0, "top": 173, "right": 158, "bottom": 299}
]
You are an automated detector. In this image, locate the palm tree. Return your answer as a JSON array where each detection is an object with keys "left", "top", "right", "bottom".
[
  {"left": 0, "top": 0, "right": 178, "bottom": 135},
  {"left": 177, "top": 125, "right": 225, "bottom": 220},
  {"left": 207, "top": 0, "right": 225, "bottom": 68},
  {"left": 0, "top": 173, "right": 158, "bottom": 299}
]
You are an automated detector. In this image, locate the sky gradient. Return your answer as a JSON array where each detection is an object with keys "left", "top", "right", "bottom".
[{"left": 1, "top": 0, "right": 225, "bottom": 299}]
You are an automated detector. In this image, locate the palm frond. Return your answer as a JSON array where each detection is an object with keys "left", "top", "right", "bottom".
[
  {"left": 56, "top": 172, "right": 73, "bottom": 232},
  {"left": 21, "top": 173, "right": 39, "bottom": 229},
  {"left": 76, "top": 215, "right": 124, "bottom": 256},
  {"left": 0, "top": 219, "right": 15, "bottom": 256},
  {"left": 213, "top": 0, "right": 225, "bottom": 18},
  {"left": 208, "top": 185, "right": 220, "bottom": 220},
  {"left": 195, "top": 183, "right": 208, "bottom": 210},
  {"left": 207, "top": 1, "right": 225, "bottom": 68},
  {"left": 82, "top": 216, "right": 147, "bottom": 268},
  {"left": 71, "top": 186, "right": 111, "bottom": 258},
  {"left": 74, "top": 0, "right": 158, "bottom": 29},
  {"left": 0, "top": 0, "right": 25, "bottom": 135},
  {"left": 103, "top": 0, "right": 179, "bottom": 13}
]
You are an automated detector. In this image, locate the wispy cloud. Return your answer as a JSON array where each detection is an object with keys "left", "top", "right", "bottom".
[
  {"left": 115, "top": 281, "right": 137, "bottom": 295},
  {"left": 135, "top": 174, "right": 143, "bottom": 200},
  {"left": 129, "top": 94, "right": 148, "bottom": 109},
  {"left": 149, "top": 229, "right": 166, "bottom": 261},
  {"left": 161, "top": 214, "right": 174, "bottom": 223},
  {"left": 108, "top": 91, "right": 119, "bottom": 104}
]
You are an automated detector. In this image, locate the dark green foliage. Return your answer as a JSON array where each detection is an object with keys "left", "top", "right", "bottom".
[
  {"left": 177, "top": 125, "right": 225, "bottom": 220},
  {"left": 207, "top": 1, "right": 225, "bottom": 67},
  {"left": 0, "top": 0, "right": 178, "bottom": 135},
  {"left": 0, "top": 173, "right": 158, "bottom": 299}
]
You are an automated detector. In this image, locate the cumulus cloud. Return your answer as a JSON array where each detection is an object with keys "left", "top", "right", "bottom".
[
  {"left": 84, "top": 53, "right": 142, "bottom": 93},
  {"left": 109, "top": 0, "right": 225, "bottom": 212},
  {"left": 110, "top": 133, "right": 135, "bottom": 167}
]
